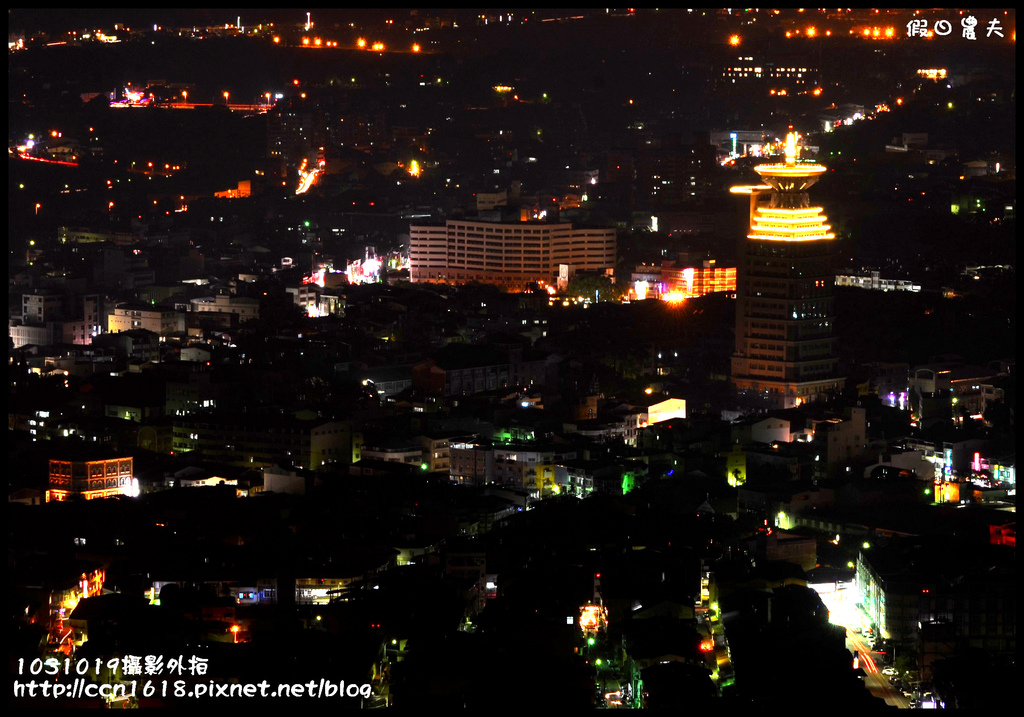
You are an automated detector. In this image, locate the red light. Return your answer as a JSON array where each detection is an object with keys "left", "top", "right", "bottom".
[{"left": 595, "top": 573, "right": 601, "bottom": 579}]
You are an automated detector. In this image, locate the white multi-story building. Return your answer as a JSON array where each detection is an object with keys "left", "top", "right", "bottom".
[
  {"left": 409, "top": 219, "right": 616, "bottom": 291},
  {"left": 190, "top": 294, "right": 260, "bottom": 322}
]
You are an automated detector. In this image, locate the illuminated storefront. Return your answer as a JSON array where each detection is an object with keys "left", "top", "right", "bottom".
[{"left": 629, "top": 262, "right": 737, "bottom": 302}]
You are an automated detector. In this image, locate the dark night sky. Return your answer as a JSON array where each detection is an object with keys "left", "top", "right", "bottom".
[
  {"left": 11, "top": 9, "right": 363, "bottom": 33},
  {"left": 8, "top": 8, "right": 577, "bottom": 33}
]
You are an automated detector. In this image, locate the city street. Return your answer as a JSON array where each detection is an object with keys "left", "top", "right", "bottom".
[{"left": 817, "top": 584, "right": 910, "bottom": 708}]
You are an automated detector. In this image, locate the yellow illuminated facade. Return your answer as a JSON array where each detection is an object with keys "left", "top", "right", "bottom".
[
  {"left": 726, "top": 444, "right": 747, "bottom": 487},
  {"left": 646, "top": 398, "right": 687, "bottom": 425},
  {"left": 630, "top": 261, "right": 736, "bottom": 301},
  {"left": 748, "top": 207, "right": 834, "bottom": 242},
  {"left": 665, "top": 264, "right": 736, "bottom": 297},
  {"left": 731, "top": 133, "right": 844, "bottom": 408}
]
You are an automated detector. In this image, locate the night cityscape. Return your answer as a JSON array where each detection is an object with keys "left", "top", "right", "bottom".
[{"left": 8, "top": 8, "right": 1015, "bottom": 709}]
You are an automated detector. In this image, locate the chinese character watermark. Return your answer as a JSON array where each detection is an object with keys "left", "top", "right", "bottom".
[
  {"left": 906, "top": 18, "right": 928, "bottom": 37},
  {"left": 962, "top": 16, "right": 977, "bottom": 40},
  {"left": 907, "top": 15, "right": 1008, "bottom": 39}
]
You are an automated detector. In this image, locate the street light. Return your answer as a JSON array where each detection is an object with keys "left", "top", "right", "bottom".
[{"left": 223, "top": 91, "right": 230, "bottom": 105}]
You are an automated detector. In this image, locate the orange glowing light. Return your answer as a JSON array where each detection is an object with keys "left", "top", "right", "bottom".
[
  {"left": 273, "top": 36, "right": 280, "bottom": 43},
  {"left": 302, "top": 37, "right": 310, "bottom": 45},
  {"left": 806, "top": 27, "right": 817, "bottom": 37},
  {"left": 784, "top": 132, "right": 798, "bottom": 163},
  {"left": 862, "top": 28, "right": 871, "bottom": 37},
  {"left": 885, "top": 27, "right": 894, "bottom": 37},
  {"left": 357, "top": 37, "right": 367, "bottom": 48},
  {"left": 729, "top": 34, "right": 741, "bottom": 46},
  {"left": 372, "top": 41, "right": 385, "bottom": 51},
  {"left": 412, "top": 43, "right": 421, "bottom": 52},
  {"left": 785, "top": 31, "right": 792, "bottom": 38},
  {"left": 579, "top": 604, "right": 606, "bottom": 631},
  {"left": 314, "top": 37, "right": 322, "bottom": 46}
]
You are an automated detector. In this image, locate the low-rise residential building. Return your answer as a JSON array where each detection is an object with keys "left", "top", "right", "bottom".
[
  {"left": 46, "top": 450, "right": 136, "bottom": 502},
  {"left": 108, "top": 303, "right": 185, "bottom": 337},
  {"left": 173, "top": 415, "right": 359, "bottom": 470}
]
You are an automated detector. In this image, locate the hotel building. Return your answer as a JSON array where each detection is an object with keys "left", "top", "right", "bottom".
[
  {"left": 409, "top": 219, "right": 616, "bottom": 291},
  {"left": 730, "top": 133, "right": 844, "bottom": 408}
]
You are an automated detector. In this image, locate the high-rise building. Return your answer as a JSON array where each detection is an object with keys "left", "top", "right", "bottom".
[{"left": 730, "top": 133, "right": 844, "bottom": 408}]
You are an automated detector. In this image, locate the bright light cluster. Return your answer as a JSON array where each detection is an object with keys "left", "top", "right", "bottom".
[
  {"left": 579, "top": 604, "right": 607, "bottom": 632},
  {"left": 346, "top": 256, "right": 383, "bottom": 285},
  {"left": 748, "top": 207, "right": 834, "bottom": 242}
]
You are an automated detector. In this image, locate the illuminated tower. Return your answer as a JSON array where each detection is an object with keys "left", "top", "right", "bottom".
[{"left": 730, "top": 133, "right": 844, "bottom": 409}]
